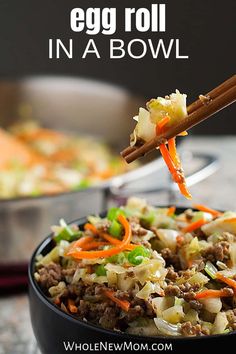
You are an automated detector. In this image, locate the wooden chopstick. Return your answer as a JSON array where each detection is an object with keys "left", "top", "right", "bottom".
[
  {"left": 121, "top": 75, "right": 236, "bottom": 163},
  {"left": 187, "top": 74, "right": 236, "bottom": 114}
]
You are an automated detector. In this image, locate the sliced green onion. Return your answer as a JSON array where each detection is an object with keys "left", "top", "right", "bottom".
[
  {"left": 140, "top": 211, "right": 155, "bottom": 228},
  {"left": 95, "top": 264, "right": 107, "bottom": 276},
  {"left": 106, "top": 252, "right": 127, "bottom": 264},
  {"left": 54, "top": 219, "right": 81, "bottom": 243},
  {"left": 128, "top": 246, "right": 151, "bottom": 265},
  {"left": 108, "top": 220, "right": 123, "bottom": 238},
  {"left": 107, "top": 207, "right": 125, "bottom": 221},
  {"left": 204, "top": 261, "right": 217, "bottom": 279}
]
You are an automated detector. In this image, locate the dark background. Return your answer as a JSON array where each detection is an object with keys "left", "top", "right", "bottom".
[{"left": 0, "top": 0, "right": 235, "bottom": 134}]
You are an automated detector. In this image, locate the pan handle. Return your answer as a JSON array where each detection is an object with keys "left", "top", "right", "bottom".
[{"left": 106, "top": 152, "right": 219, "bottom": 204}]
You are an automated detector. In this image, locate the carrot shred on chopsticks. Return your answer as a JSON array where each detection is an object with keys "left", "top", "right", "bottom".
[
  {"left": 66, "top": 214, "right": 132, "bottom": 259},
  {"left": 182, "top": 218, "right": 206, "bottom": 233},
  {"left": 103, "top": 289, "right": 130, "bottom": 312},
  {"left": 193, "top": 204, "right": 223, "bottom": 217},
  {"left": 68, "top": 299, "right": 78, "bottom": 313},
  {"left": 216, "top": 273, "right": 236, "bottom": 294},
  {"left": 156, "top": 117, "right": 191, "bottom": 200},
  {"left": 195, "top": 289, "right": 233, "bottom": 299}
]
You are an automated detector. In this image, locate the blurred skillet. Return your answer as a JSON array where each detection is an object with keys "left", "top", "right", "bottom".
[
  {"left": 0, "top": 76, "right": 218, "bottom": 266},
  {"left": 28, "top": 207, "right": 235, "bottom": 354}
]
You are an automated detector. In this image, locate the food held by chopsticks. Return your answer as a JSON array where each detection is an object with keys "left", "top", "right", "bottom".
[
  {"left": 121, "top": 75, "right": 236, "bottom": 199},
  {"left": 131, "top": 90, "right": 191, "bottom": 199},
  {"left": 34, "top": 197, "right": 236, "bottom": 336}
]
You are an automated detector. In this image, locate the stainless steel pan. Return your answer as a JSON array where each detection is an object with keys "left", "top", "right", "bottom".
[{"left": 0, "top": 77, "right": 218, "bottom": 264}]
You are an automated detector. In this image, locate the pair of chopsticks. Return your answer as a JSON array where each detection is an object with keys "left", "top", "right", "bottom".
[{"left": 121, "top": 75, "right": 236, "bottom": 163}]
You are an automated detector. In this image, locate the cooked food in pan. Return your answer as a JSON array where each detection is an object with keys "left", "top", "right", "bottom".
[
  {"left": 0, "top": 122, "right": 136, "bottom": 198},
  {"left": 34, "top": 198, "right": 236, "bottom": 337}
]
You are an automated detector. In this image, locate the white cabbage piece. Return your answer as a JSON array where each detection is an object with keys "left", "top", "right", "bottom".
[
  {"left": 117, "top": 273, "right": 135, "bottom": 291},
  {"left": 136, "top": 281, "right": 163, "bottom": 300},
  {"left": 126, "top": 197, "right": 148, "bottom": 213},
  {"left": 200, "top": 297, "right": 222, "bottom": 313},
  {"left": 152, "top": 297, "right": 174, "bottom": 317},
  {"left": 162, "top": 305, "right": 185, "bottom": 324},
  {"left": 48, "top": 281, "right": 66, "bottom": 298},
  {"left": 154, "top": 317, "right": 181, "bottom": 336},
  {"left": 202, "top": 213, "right": 236, "bottom": 236},
  {"left": 211, "top": 312, "right": 228, "bottom": 334},
  {"left": 156, "top": 229, "right": 179, "bottom": 252},
  {"left": 132, "top": 108, "right": 156, "bottom": 144},
  {"left": 131, "top": 90, "right": 187, "bottom": 144}
]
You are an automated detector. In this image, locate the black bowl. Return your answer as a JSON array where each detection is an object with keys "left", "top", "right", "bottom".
[{"left": 28, "top": 208, "right": 236, "bottom": 354}]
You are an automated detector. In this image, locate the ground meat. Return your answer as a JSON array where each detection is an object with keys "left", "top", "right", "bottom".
[
  {"left": 145, "top": 300, "right": 155, "bottom": 317},
  {"left": 164, "top": 284, "right": 182, "bottom": 297},
  {"left": 125, "top": 305, "right": 144, "bottom": 322},
  {"left": 183, "top": 291, "right": 196, "bottom": 301},
  {"left": 115, "top": 290, "right": 130, "bottom": 301},
  {"left": 189, "top": 300, "right": 203, "bottom": 311},
  {"left": 128, "top": 217, "right": 147, "bottom": 236},
  {"left": 179, "top": 282, "right": 200, "bottom": 293},
  {"left": 166, "top": 266, "right": 179, "bottom": 281},
  {"left": 161, "top": 248, "right": 181, "bottom": 270},
  {"left": 226, "top": 308, "right": 236, "bottom": 330},
  {"left": 184, "top": 209, "right": 194, "bottom": 221},
  {"left": 67, "top": 281, "right": 85, "bottom": 297},
  {"left": 96, "top": 220, "right": 111, "bottom": 234},
  {"left": 178, "top": 283, "right": 200, "bottom": 302},
  {"left": 37, "top": 262, "right": 62, "bottom": 289},
  {"left": 180, "top": 322, "right": 205, "bottom": 336},
  {"left": 99, "top": 307, "right": 118, "bottom": 329},
  {"left": 202, "top": 241, "right": 230, "bottom": 262},
  {"left": 221, "top": 232, "right": 236, "bottom": 243},
  {"left": 62, "top": 267, "right": 77, "bottom": 277}
]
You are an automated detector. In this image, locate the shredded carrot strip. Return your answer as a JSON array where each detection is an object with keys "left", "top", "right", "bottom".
[
  {"left": 195, "top": 289, "right": 233, "bottom": 299},
  {"left": 67, "top": 214, "right": 132, "bottom": 259},
  {"left": 66, "top": 236, "right": 94, "bottom": 255},
  {"left": 168, "top": 137, "right": 181, "bottom": 167},
  {"left": 182, "top": 218, "right": 206, "bottom": 233},
  {"left": 68, "top": 299, "right": 78, "bottom": 313},
  {"left": 155, "top": 116, "right": 171, "bottom": 134},
  {"left": 159, "top": 144, "right": 183, "bottom": 183},
  {"left": 100, "top": 233, "right": 137, "bottom": 250},
  {"left": 216, "top": 273, "right": 236, "bottom": 294},
  {"left": 84, "top": 223, "right": 98, "bottom": 234},
  {"left": 103, "top": 290, "right": 130, "bottom": 312},
  {"left": 193, "top": 204, "right": 223, "bottom": 217},
  {"left": 156, "top": 118, "right": 191, "bottom": 199},
  {"left": 82, "top": 241, "right": 109, "bottom": 251},
  {"left": 167, "top": 206, "right": 176, "bottom": 216},
  {"left": 178, "top": 182, "right": 192, "bottom": 200}
]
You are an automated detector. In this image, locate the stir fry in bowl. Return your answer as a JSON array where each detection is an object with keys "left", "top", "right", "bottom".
[
  {"left": 0, "top": 122, "right": 137, "bottom": 199},
  {"left": 34, "top": 198, "right": 236, "bottom": 337}
]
